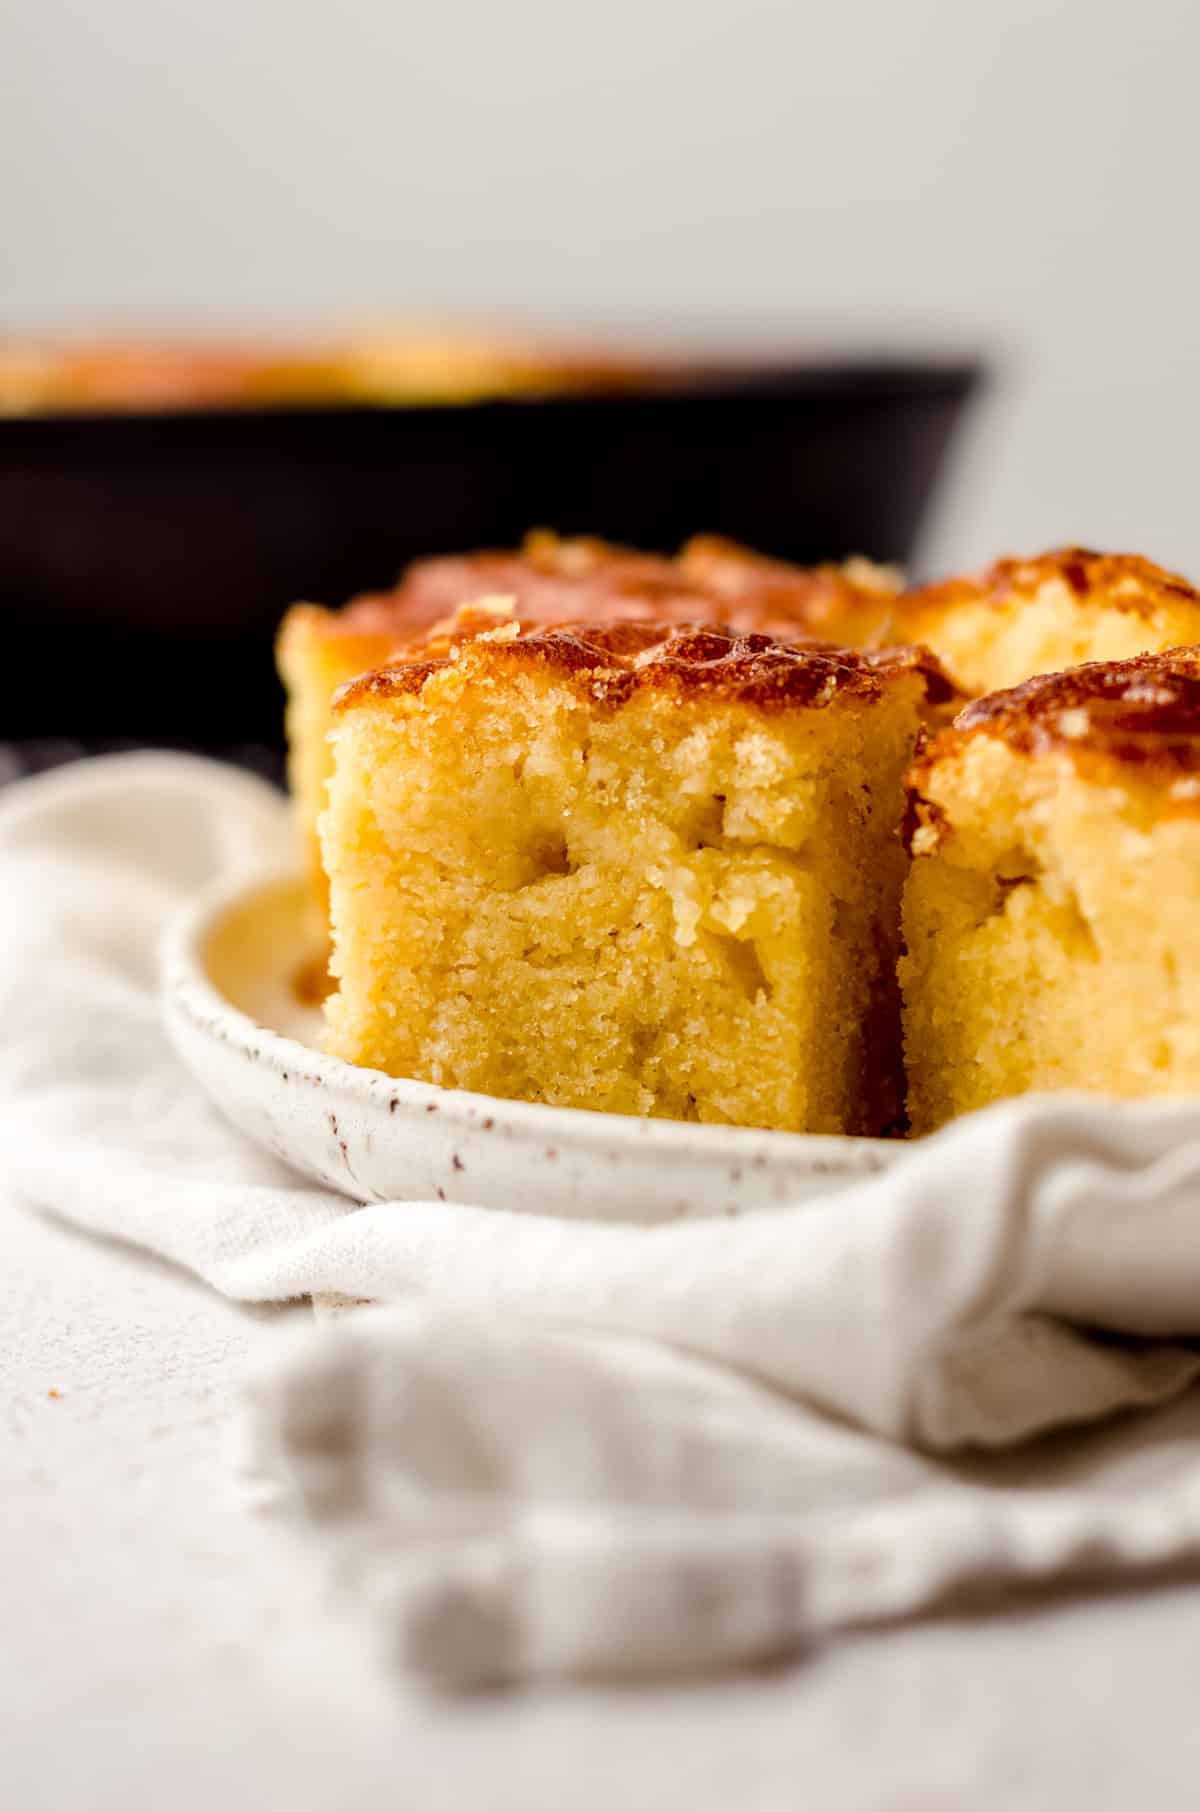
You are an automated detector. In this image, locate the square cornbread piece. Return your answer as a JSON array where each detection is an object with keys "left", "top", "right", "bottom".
[
  {"left": 321, "top": 622, "right": 945, "bottom": 1135},
  {"left": 277, "top": 532, "right": 903, "bottom": 906},
  {"left": 895, "top": 547, "right": 1200, "bottom": 698},
  {"left": 901, "top": 650, "right": 1200, "bottom": 1134}
]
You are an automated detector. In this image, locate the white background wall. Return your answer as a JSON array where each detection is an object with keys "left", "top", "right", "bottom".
[{"left": 5, "top": 0, "right": 1198, "bottom": 577}]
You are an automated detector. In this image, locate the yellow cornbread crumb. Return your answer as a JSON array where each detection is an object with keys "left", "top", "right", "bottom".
[
  {"left": 901, "top": 650, "right": 1200, "bottom": 1132},
  {"left": 321, "top": 624, "right": 935, "bottom": 1134}
]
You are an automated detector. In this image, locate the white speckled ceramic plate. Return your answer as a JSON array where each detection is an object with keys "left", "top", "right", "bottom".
[{"left": 161, "top": 874, "right": 903, "bottom": 1222}]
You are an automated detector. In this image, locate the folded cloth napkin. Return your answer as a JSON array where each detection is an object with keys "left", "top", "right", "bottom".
[{"left": 5, "top": 752, "right": 1200, "bottom": 1685}]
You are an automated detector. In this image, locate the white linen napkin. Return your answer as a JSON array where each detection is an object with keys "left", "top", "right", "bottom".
[{"left": 5, "top": 752, "right": 1200, "bottom": 1685}]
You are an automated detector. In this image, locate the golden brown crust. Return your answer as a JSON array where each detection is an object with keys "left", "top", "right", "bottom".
[
  {"left": 901, "top": 546, "right": 1200, "bottom": 630},
  {"left": 913, "top": 648, "right": 1200, "bottom": 791},
  {"left": 857, "top": 643, "right": 959, "bottom": 705},
  {"left": 336, "top": 619, "right": 951, "bottom": 716},
  {"left": 323, "top": 530, "right": 900, "bottom": 647},
  {"left": 677, "top": 535, "right": 902, "bottom": 636}
]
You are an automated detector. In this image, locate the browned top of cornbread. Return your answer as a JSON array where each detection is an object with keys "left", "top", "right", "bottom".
[
  {"left": 914, "top": 648, "right": 1200, "bottom": 789},
  {"left": 675, "top": 535, "right": 902, "bottom": 635},
  {"left": 336, "top": 619, "right": 954, "bottom": 715},
  {"left": 325, "top": 531, "right": 900, "bottom": 646},
  {"left": 900, "top": 546, "right": 1200, "bottom": 627}
]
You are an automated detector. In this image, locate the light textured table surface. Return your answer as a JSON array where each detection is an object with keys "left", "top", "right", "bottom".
[{"left": 6, "top": 1199, "right": 1200, "bottom": 1812}]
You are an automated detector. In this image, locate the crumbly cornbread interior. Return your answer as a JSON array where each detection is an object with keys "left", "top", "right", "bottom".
[
  {"left": 322, "top": 626, "right": 930, "bottom": 1134},
  {"left": 901, "top": 653, "right": 1200, "bottom": 1133}
]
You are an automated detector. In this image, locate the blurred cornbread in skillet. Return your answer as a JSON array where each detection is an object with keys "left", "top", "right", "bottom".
[
  {"left": 896, "top": 547, "right": 1200, "bottom": 697},
  {"left": 901, "top": 649, "right": 1200, "bottom": 1134},
  {"left": 277, "top": 531, "right": 904, "bottom": 900},
  {"left": 0, "top": 328, "right": 668, "bottom": 414},
  {"left": 321, "top": 621, "right": 950, "bottom": 1135}
]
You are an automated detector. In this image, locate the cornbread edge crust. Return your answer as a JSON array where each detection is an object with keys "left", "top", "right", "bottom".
[
  {"left": 337, "top": 620, "right": 952, "bottom": 713},
  {"left": 323, "top": 623, "right": 939, "bottom": 1135},
  {"left": 897, "top": 546, "right": 1200, "bottom": 697},
  {"left": 900, "top": 649, "right": 1200, "bottom": 1135}
]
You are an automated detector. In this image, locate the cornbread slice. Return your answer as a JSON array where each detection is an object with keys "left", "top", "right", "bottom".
[
  {"left": 322, "top": 623, "right": 947, "bottom": 1134},
  {"left": 277, "top": 531, "right": 902, "bottom": 903},
  {"left": 896, "top": 547, "right": 1200, "bottom": 697},
  {"left": 901, "top": 649, "right": 1200, "bottom": 1134}
]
